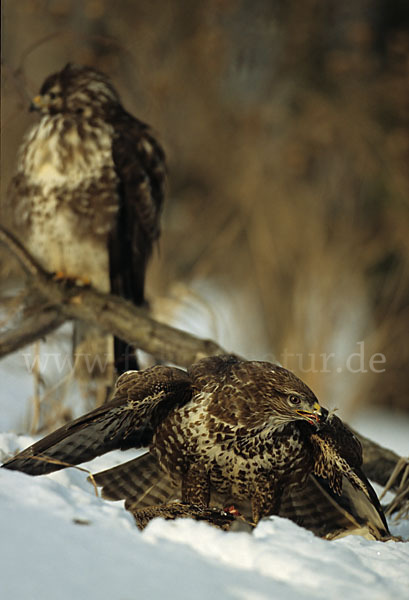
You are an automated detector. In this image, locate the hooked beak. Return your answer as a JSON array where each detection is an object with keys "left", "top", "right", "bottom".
[
  {"left": 30, "top": 95, "right": 46, "bottom": 112},
  {"left": 296, "top": 402, "right": 327, "bottom": 427}
]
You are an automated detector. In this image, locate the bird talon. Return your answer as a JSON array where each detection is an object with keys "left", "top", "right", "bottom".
[
  {"left": 52, "top": 271, "right": 91, "bottom": 287},
  {"left": 76, "top": 275, "right": 91, "bottom": 287},
  {"left": 52, "top": 270, "right": 66, "bottom": 282}
]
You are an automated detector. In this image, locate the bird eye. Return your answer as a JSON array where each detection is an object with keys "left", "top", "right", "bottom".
[
  {"left": 289, "top": 395, "right": 301, "bottom": 405},
  {"left": 49, "top": 92, "right": 57, "bottom": 100}
]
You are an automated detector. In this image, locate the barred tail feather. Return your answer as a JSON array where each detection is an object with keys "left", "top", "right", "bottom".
[{"left": 92, "top": 452, "right": 178, "bottom": 510}]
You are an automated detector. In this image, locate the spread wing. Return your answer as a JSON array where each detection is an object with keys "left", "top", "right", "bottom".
[
  {"left": 307, "top": 415, "right": 390, "bottom": 538},
  {"left": 279, "top": 475, "right": 383, "bottom": 539},
  {"left": 1, "top": 365, "right": 192, "bottom": 476}
]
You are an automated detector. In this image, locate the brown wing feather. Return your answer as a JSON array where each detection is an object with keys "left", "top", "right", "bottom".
[
  {"left": 109, "top": 113, "right": 165, "bottom": 306},
  {"left": 279, "top": 476, "right": 359, "bottom": 536},
  {"left": 2, "top": 366, "right": 192, "bottom": 476},
  {"left": 308, "top": 415, "right": 390, "bottom": 537},
  {"left": 108, "top": 112, "right": 165, "bottom": 372}
]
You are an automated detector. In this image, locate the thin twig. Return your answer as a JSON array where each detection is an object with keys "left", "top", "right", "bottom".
[
  {"left": 381, "top": 457, "right": 409, "bottom": 519},
  {"left": 30, "top": 340, "right": 42, "bottom": 434},
  {"left": 19, "top": 454, "right": 100, "bottom": 497},
  {"left": 0, "top": 226, "right": 47, "bottom": 277}
]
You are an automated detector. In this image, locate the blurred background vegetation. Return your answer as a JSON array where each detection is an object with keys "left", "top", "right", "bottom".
[{"left": 1, "top": 0, "right": 408, "bottom": 422}]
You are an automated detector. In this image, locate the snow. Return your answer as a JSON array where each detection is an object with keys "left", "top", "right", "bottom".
[
  {"left": 0, "top": 426, "right": 408, "bottom": 600},
  {"left": 0, "top": 346, "right": 408, "bottom": 600}
]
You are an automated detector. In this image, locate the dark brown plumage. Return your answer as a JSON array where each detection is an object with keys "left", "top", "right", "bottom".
[
  {"left": 7, "top": 63, "right": 166, "bottom": 384},
  {"left": 1, "top": 355, "right": 390, "bottom": 539}
]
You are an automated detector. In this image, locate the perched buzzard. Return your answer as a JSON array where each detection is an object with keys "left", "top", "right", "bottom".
[
  {"left": 1, "top": 355, "right": 390, "bottom": 539},
  {"left": 7, "top": 63, "right": 166, "bottom": 396}
]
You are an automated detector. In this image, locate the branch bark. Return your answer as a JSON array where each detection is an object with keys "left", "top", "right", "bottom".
[
  {"left": 0, "top": 307, "right": 65, "bottom": 357},
  {"left": 0, "top": 226, "right": 226, "bottom": 366},
  {"left": 0, "top": 225, "right": 407, "bottom": 513}
]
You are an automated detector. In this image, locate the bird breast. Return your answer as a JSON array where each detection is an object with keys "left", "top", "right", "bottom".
[
  {"left": 152, "top": 394, "right": 311, "bottom": 497},
  {"left": 19, "top": 115, "right": 117, "bottom": 193},
  {"left": 12, "top": 114, "right": 120, "bottom": 284}
]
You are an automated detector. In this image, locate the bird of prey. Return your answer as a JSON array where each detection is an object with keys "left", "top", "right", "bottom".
[
  {"left": 1, "top": 355, "right": 390, "bottom": 539},
  {"left": 6, "top": 63, "right": 166, "bottom": 398}
]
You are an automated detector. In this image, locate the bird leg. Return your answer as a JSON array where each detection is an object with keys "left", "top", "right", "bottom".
[
  {"left": 130, "top": 503, "right": 237, "bottom": 531},
  {"left": 181, "top": 463, "right": 210, "bottom": 506},
  {"left": 252, "top": 476, "right": 283, "bottom": 524},
  {"left": 52, "top": 271, "right": 91, "bottom": 287}
]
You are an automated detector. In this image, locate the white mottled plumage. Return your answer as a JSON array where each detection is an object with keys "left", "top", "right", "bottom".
[
  {"left": 14, "top": 114, "right": 117, "bottom": 288},
  {"left": 7, "top": 63, "right": 166, "bottom": 397}
]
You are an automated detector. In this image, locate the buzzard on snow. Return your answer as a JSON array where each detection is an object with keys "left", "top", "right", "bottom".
[
  {"left": 7, "top": 63, "right": 165, "bottom": 396},
  {"left": 2, "top": 355, "right": 390, "bottom": 540}
]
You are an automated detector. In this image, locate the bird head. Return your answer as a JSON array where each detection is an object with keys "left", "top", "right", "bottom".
[
  {"left": 243, "top": 361, "right": 327, "bottom": 430},
  {"left": 30, "top": 63, "right": 120, "bottom": 118},
  {"left": 196, "top": 356, "right": 328, "bottom": 431}
]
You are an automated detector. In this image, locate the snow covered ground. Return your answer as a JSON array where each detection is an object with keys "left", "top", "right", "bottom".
[
  {"left": 0, "top": 344, "right": 408, "bottom": 600},
  {"left": 0, "top": 430, "right": 408, "bottom": 600},
  {"left": 0, "top": 423, "right": 408, "bottom": 599}
]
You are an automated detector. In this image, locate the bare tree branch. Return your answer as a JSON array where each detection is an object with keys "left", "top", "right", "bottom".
[
  {"left": 0, "top": 308, "right": 65, "bottom": 357},
  {"left": 0, "top": 225, "right": 226, "bottom": 365},
  {"left": 0, "top": 225, "right": 408, "bottom": 515},
  {"left": 0, "top": 226, "right": 46, "bottom": 278}
]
